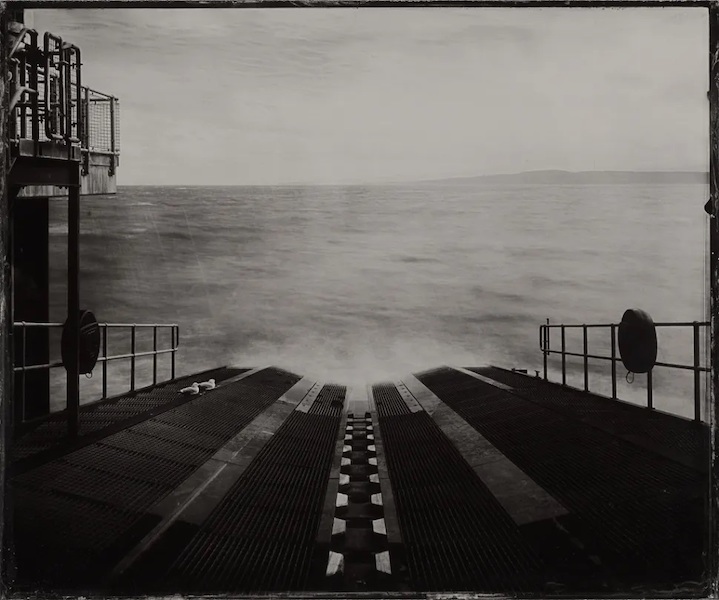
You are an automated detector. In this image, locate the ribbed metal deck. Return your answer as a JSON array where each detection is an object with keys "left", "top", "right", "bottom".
[
  {"left": 373, "top": 383, "right": 542, "bottom": 593},
  {"left": 468, "top": 366, "right": 709, "bottom": 471},
  {"left": 11, "top": 366, "right": 249, "bottom": 468},
  {"left": 159, "top": 384, "right": 345, "bottom": 593},
  {"left": 6, "top": 365, "right": 710, "bottom": 596},
  {"left": 9, "top": 367, "right": 301, "bottom": 590},
  {"left": 418, "top": 367, "right": 708, "bottom": 589}
]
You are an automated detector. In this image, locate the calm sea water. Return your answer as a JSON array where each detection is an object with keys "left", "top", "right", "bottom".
[{"left": 47, "top": 182, "right": 710, "bottom": 418}]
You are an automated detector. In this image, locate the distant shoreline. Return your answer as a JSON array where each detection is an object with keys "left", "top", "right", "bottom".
[
  {"left": 121, "top": 170, "right": 709, "bottom": 187},
  {"left": 415, "top": 170, "right": 709, "bottom": 186}
]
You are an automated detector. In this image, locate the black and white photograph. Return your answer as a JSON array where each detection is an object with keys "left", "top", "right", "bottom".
[{"left": 1, "top": 2, "right": 715, "bottom": 597}]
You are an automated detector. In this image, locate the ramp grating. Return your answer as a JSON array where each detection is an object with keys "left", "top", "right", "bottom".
[
  {"left": 309, "top": 384, "right": 346, "bottom": 417},
  {"left": 418, "top": 368, "right": 708, "bottom": 587},
  {"left": 372, "top": 385, "right": 541, "bottom": 592},
  {"left": 10, "top": 367, "right": 301, "bottom": 592},
  {"left": 163, "top": 384, "right": 345, "bottom": 594},
  {"left": 12, "top": 367, "right": 249, "bottom": 465},
  {"left": 469, "top": 367, "right": 709, "bottom": 469},
  {"left": 374, "top": 383, "right": 411, "bottom": 417}
]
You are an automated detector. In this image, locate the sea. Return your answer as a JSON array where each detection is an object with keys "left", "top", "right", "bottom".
[{"left": 45, "top": 181, "right": 710, "bottom": 419}]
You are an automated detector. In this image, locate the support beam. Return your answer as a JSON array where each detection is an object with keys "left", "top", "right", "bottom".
[
  {"left": 708, "top": 4, "right": 718, "bottom": 591},
  {"left": 0, "top": 6, "right": 12, "bottom": 593},
  {"left": 12, "top": 196, "right": 50, "bottom": 421},
  {"left": 9, "top": 155, "right": 80, "bottom": 187},
  {"left": 66, "top": 174, "right": 80, "bottom": 437}
]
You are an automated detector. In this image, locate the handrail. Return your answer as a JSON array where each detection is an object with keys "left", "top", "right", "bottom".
[
  {"left": 13, "top": 322, "right": 177, "bottom": 328},
  {"left": 8, "top": 29, "right": 120, "bottom": 160},
  {"left": 13, "top": 321, "right": 180, "bottom": 427},
  {"left": 9, "top": 26, "right": 32, "bottom": 59},
  {"left": 43, "top": 32, "right": 65, "bottom": 141},
  {"left": 542, "top": 321, "right": 706, "bottom": 329},
  {"left": 539, "top": 320, "right": 710, "bottom": 421}
]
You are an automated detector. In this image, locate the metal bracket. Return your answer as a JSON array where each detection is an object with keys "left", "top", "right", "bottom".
[
  {"left": 81, "top": 150, "right": 89, "bottom": 176},
  {"left": 705, "top": 198, "right": 715, "bottom": 217}
]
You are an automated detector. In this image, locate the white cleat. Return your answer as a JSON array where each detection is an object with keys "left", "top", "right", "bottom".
[
  {"left": 198, "top": 378, "right": 216, "bottom": 391},
  {"left": 180, "top": 382, "right": 200, "bottom": 395},
  {"left": 326, "top": 551, "right": 344, "bottom": 576}
]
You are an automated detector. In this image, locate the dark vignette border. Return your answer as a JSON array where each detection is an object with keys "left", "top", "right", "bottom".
[{"left": 0, "top": 0, "right": 716, "bottom": 597}]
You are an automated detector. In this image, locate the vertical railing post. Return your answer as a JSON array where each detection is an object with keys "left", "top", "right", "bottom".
[
  {"left": 109, "top": 97, "right": 116, "bottom": 175},
  {"left": 21, "top": 323, "right": 27, "bottom": 423},
  {"left": 693, "top": 322, "right": 701, "bottom": 422},
  {"left": 63, "top": 44, "right": 72, "bottom": 144},
  {"left": 102, "top": 323, "right": 107, "bottom": 399},
  {"left": 543, "top": 319, "right": 549, "bottom": 381},
  {"left": 110, "top": 97, "right": 116, "bottom": 153},
  {"left": 561, "top": 325, "right": 566, "bottom": 386},
  {"left": 82, "top": 87, "right": 90, "bottom": 174},
  {"left": 583, "top": 325, "right": 588, "bottom": 392},
  {"left": 73, "top": 47, "right": 82, "bottom": 146},
  {"left": 84, "top": 87, "right": 90, "bottom": 147},
  {"left": 171, "top": 327, "right": 175, "bottom": 381},
  {"left": 130, "top": 324, "right": 136, "bottom": 392},
  {"left": 171, "top": 326, "right": 177, "bottom": 380},
  {"left": 67, "top": 184, "right": 81, "bottom": 438},
  {"left": 19, "top": 51, "right": 27, "bottom": 139},
  {"left": 153, "top": 326, "right": 158, "bottom": 386},
  {"left": 647, "top": 369, "right": 653, "bottom": 410},
  {"left": 30, "top": 33, "right": 39, "bottom": 149},
  {"left": 610, "top": 324, "right": 617, "bottom": 400}
]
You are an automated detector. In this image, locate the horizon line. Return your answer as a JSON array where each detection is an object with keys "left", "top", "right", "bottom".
[{"left": 119, "top": 168, "right": 710, "bottom": 187}]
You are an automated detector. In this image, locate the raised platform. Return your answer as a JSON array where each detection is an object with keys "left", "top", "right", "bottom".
[
  {"left": 11, "top": 147, "right": 119, "bottom": 196},
  {"left": 5, "top": 366, "right": 711, "bottom": 596}
]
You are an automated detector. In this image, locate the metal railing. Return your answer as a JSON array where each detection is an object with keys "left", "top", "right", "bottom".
[
  {"left": 8, "top": 27, "right": 41, "bottom": 141},
  {"left": 82, "top": 88, "right": 121, "bottom": 153},
  {"left": 539, "top": 320, "right": 710, "bottom": 421},
  {"left": 13, "top": 321, "right": 179, "bottom": 425},
  {"left": 8, "top": 28, "right": 120, "bottom": 162}
]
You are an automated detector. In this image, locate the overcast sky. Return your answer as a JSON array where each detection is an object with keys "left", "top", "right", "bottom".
[{"left": 33, "top": 8, "right": 708, "bottom": 185}]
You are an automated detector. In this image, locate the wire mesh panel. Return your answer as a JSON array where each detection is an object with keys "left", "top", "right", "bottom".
[{"left": 86, "top": 90, "right": 120, "bottom": 153}]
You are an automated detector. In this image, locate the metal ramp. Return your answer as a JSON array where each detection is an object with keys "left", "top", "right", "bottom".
[
  {"left": 416, "top": 366, "right": 708, "bottom": 590},
  {"left": 373, "top": 383, "right": 542, "bottom": 593},
  {"left": 8, "top": 367, "right": 301, "bottom": 590},
  {"left": 6, "top": 365, "right": 710, "bottom": 597},
  {"left": 11, "top": 366, "right": 248, "bottom": 470}
]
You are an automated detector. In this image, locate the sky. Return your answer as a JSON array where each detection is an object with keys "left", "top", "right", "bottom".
[{"left": 32, "top": 7, "right": 709, "bottom": 185}]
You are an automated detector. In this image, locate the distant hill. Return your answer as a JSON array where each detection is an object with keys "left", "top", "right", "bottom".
[{"left": 421, "top": 170, "right": 708, "bottom": 185}]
